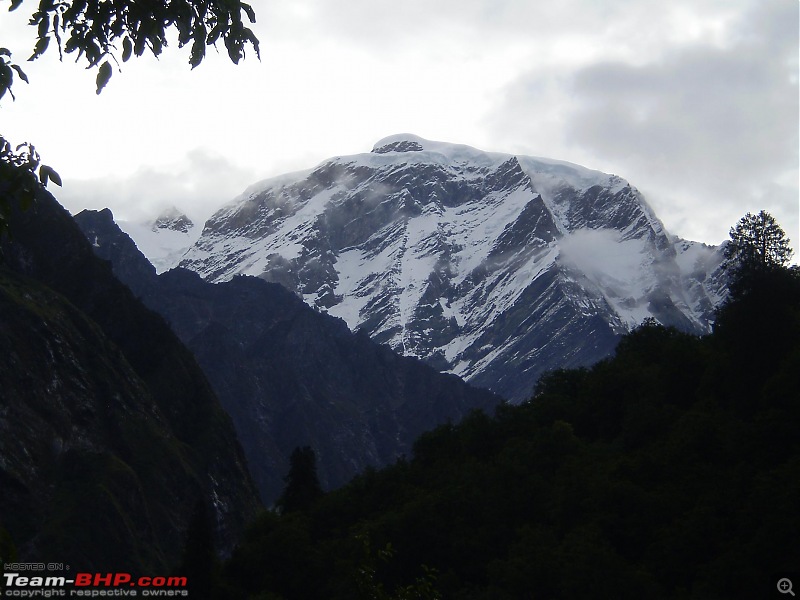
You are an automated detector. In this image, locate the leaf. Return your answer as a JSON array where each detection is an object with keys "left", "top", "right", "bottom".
[
  {"left": 189, "top": 36, "right": 204, "bottom": 69},
  {"left": 37, "top": 14, "right": 50, "bottom": 39},
  {"left": 64, "top": 35, "right": 78, "bottom": 54},
  {"left": 29, "top": 36, "right": 50, "bottom": 60},
  {"left": 0, "top": 64, "right": 12, "bottom": 100},
  {"left": 0, "top": 48, "right": 10, "bottom": 56},
  {"left": 85, "top": 40, "right": 102, "bottom": 66},
  {"left": 11, "top": 64, "right": 28, "bottom": 84},
  {"left": 134, "top": 34, "right": 146, "bottom": 57},
  {"left": 241, "top": 2, "right": 256, "bottom": 23},
  {"left": 176, "top": 19, "right": 191, "bottom": 46},
  {"left": 9, "top": 0, "right": 24, "bottom": 10},
  {"left": 243, "top": 28, "right": 260, "bottom": 60},
  {"left": 225, "top": 35, "right": 242, "bottom": 64},
  {"left": 206, "top": 23, "right": 224, "bottom": 45},
  {"left": 95, "top": 60, "right": 112, "bottom": 94},
  {"left": 53, "top": 14, "right": 62, "bottom": 59},
  {"left": 151, "top": 36, "right": 163, "bottom": 57},
  {"left": 39, "top": 164, "right": 62, "bottom": 187},
  {"left": 122, "top": 37, "right": 132, "bottom": 62}
]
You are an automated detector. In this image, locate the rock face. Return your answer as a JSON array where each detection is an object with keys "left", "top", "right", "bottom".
[
  {"left": 152, "top": 206, "right": 195, "bottom": 233},
  {"left": 174, "top": 135, "right": 728, "bottom": 401},
  {"left": 75, "top": 209, "right": 500, "bottom": 505},
  {"left": 0, "top": 192, "right": 260, "bottom": 571}
]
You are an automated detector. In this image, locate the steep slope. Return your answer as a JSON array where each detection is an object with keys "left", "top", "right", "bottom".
[
  {"left": 117, "top": 206, "right": 202, "bottom": 273},
  {"left": 75, "top": 209, "right": 500, "bottom": 504},
  {"left": 0, "top": 192, "right": 260, "bottom": 570},
  {"left": 0, "top": 269, "right": 198, "bottom": 571},
  {"left": 175, "top": 135, "right": 727, "bottom": 401}
]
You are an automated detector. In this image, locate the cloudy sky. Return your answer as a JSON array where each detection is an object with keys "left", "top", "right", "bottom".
[{"left": 1, "top": 0, "right": 798, "bottom": 254}]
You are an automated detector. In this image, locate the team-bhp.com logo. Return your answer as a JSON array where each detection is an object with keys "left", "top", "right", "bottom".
[{"left": 2, "top": 572, "right": 188, "bottom": 596}]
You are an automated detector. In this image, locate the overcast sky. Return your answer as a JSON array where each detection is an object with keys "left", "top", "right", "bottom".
[{"left": 1, "top": 0, "right": 797, "bottom": 255}]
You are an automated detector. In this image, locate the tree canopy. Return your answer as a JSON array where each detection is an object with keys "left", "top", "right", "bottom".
[
  {"left": 0, "top": 137, "right": 56, "bottom": 240},
  {"left": 2, "top": 0, "right": 259, "bottom": 97},
  {"left": 1, "top": 0, "right": 260, "bottom": 239},
  {"left": 725, "top": 210, "right": 793, "bottom": 284},
  {"left": 276, "top": 446, "right": 323, "bottom": 514}
]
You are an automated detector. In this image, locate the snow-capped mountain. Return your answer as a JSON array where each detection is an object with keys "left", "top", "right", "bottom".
[
  {"left": 176, "top": 135, "right": 727, "bottom": 401},
  {"left": 118, "top": 206, "right": 201, "bottom": 273}
]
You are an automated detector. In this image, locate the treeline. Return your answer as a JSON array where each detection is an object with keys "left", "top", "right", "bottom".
[{"left": 204, "top": 261, "right": 799, "bottom": 599}]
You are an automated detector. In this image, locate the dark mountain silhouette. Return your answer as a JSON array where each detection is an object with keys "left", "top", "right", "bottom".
[
  {"left": 0, "top": 192, "right": 260, "bottom": 571},
  {"left": 75, "top": 208, "right": 500, "bottom": 504}
]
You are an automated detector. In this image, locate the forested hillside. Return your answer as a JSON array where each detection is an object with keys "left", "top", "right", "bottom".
[{"left": 216, "top": 262, "right": 799, "bottom": 599}]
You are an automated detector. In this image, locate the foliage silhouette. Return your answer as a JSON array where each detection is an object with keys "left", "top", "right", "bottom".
[
  {"left": 3, "top": 0, "right": 259, "bottom": 96},
  {"left": 276, "top": 447, "right": 323, "bottom": 515},
  {"left": 178, "top": 500, "right": 220, "bottom": 599},
  {"left": 724, "top": 210, "right": 793, "bottom": 294},
  {"left": 0, "top": 136, "right": 58, "bottom": 242}
]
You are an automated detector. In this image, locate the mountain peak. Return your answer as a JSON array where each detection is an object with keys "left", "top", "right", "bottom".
[
  {"left": 115, "top": 206, "right": 202, "bottom": 274},
  {"left": 152, "top": 206, "right": 194, "bottom": 233},
  {"left": 372, "top": 134, "right": 426, "bottom": 154},
  {"left": 369, "top": 134, "right": 500, "bottom": 166},
  {"left": 169, "top": 139, "right": 728, "bottom": 401}
]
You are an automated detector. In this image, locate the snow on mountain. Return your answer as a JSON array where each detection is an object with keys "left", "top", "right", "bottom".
[
  {"left": 118, "top": 206, "right": 202, "bottom": 273},
  {"left": 173, "top": 135, "right": 727, "bottom": 401}
]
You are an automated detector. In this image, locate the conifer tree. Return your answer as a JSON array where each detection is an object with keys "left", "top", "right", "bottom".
[
  {"left": 178, "top": 500, "right": 219, "bottom": 599},
  {"left": 276, "top": 446, "right": 323, "bottom": 514},
  {"left": 725, "top": 210, "right": 793, "bottom": 275}
]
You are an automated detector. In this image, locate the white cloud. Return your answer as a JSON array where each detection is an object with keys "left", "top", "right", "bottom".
[
  {"left": 487, "top": 0, "right": 798, "bottom": 251},
  {"left": 1, "top": 0, "right": 796, "bottom": 256},
  {"left": 559, "top": 228, "right": 647, "bottom": 284},
  {"left": 55, "top": 149, "right": 256, "bottom": 223}
]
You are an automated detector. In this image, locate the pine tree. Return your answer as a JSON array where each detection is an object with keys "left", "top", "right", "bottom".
[
  {"left": 178, "top": 500, "right": 219, "bottom": 599},
  {"left": 276, "top": 446, "right": 323, "bottom": 514},
  {"left": 725, "top": 210, "right": 793, "bottom": 274}
]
